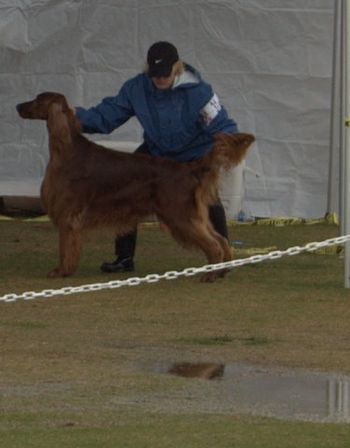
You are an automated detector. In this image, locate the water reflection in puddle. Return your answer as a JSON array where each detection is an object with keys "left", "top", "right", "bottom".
[
  {"left": 156, "top": 362, "right": 350, "bottom": 423},
  {"left": 168, "top": 362, "right": 225, "bottom": 380}
]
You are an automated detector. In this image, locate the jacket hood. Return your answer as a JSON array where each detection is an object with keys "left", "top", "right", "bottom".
[{"left": 172, "top": 63, "right": 201, "bottom": 89}]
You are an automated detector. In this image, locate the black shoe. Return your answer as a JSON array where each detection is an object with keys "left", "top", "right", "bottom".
[{"left": 100, "top": 257, "right": 135, "bottom": 273}]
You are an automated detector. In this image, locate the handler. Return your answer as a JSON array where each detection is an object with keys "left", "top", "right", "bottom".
[{"left": 75, "top": 41, "right": 238, "bottom": 273}]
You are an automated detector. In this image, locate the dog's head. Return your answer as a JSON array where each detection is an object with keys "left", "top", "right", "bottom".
[{"left": 16, "top": 92, "right": 70, "bottom": 120}]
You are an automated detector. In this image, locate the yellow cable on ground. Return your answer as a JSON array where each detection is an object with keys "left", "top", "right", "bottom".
[{"left": 228, "top": 212, "right": 339, "bottom": 227}]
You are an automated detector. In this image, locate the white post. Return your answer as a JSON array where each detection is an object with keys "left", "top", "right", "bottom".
[
  {"left": 340, "top": 0, "right": 346, "bottom": 235},
  {"left": 344, "top": 0, "right": 350, "bottom": 287},
  {"left": 328, "top": 0, "right": 341, "bottom": 214}
]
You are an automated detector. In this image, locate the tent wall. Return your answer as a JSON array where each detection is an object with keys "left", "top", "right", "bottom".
[{"left": 0, "top": 0, "right": 334, "bottom": 218}]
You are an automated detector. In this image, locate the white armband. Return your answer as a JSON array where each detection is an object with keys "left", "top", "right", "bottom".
[{"left": 200, "top": 93, "right": 222, "bottom": 125}]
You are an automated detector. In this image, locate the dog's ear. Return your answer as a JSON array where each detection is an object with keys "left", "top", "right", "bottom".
[
  {"left": 47, "top": 102, "right": 72, "bottom": 145},
  {"left": 57, "top": 95, "right": 71, "bottom": 113}
]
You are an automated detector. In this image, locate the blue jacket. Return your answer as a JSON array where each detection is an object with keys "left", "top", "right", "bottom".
[{"left": 76, "top": 64, "right": 238, "bottom": 162}]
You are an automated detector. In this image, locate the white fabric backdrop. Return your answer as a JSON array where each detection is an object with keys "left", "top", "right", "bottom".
[{"left": 0, "top": 0, "right": 334, "bottom": 218}]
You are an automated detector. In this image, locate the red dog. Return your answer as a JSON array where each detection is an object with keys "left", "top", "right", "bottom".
[{"left": 16, "top": 92, "right": 254, "bottom": 281}]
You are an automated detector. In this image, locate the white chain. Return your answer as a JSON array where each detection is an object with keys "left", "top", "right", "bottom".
[{"left": 1, "top": 234, "right": 349, "bottom": 303}]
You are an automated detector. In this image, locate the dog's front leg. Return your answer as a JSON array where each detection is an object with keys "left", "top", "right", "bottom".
[{"left": 48, "top": 223, "right": 82, "bottom": 278}]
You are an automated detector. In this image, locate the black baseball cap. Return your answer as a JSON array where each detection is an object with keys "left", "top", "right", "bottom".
[{"left": 147, "top": 41, "right": 179, "bottom": 78}]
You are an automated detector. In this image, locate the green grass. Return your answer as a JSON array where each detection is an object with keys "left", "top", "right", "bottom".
[
  {"left": 1, "top": 219, "right": 350, "bottom": 447},
  {"left": 1, "top": 414, "right": 350, "bottom": 448}
]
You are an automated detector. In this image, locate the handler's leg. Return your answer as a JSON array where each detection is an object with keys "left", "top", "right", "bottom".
[
  {"left": 100, "top": 231, "right": 137, "bottom": 273},
  {"left": 209, "top": 201, "right": 229, "bottom": 240},
  {"left": 100, "top": 142, "right": 149, "bottom": 274}
]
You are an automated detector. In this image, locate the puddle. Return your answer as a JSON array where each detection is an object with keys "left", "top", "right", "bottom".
[{"left": 153, "top": 362, "right": 350, "bottom": 423}]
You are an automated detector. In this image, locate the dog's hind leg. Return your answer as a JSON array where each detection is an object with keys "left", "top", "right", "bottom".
[
  {"left": 167, "top": 218, "right": 226, "bottom": 283},
  {"left": 205, "top": 226, "right": 233, "bottom": 278},
  {"left": 48, "top": 221, "right": 82, "bottom": 278},
  {"left": 197, "top": 198, "right": 233, "bottom": 276},
  {"left": 210, "top": 230, "right": 232, "bottom": 262}
]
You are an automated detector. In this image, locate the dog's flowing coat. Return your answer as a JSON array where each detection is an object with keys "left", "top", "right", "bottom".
[{"left": 16, "top": 92, "right": 254, "bottom": 282}]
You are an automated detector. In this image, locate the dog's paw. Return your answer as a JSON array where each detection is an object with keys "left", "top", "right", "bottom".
[
  {"left": 216, "top": 268, "right": 231, "bottom": 278},
  {"left": 47, "top": 268, "right": 64, "bottom": 278},
  {"left": 200, "top": 272, "right": 217, "bottom": 283},
  {"left": 200, "top": 268, "right": 230, "bottom": 283}
]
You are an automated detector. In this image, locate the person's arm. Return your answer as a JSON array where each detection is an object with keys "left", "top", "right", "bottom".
[
  {"left": 75, "top": 83, "right": 134, "bottom": 134},
  {"left": 200, "top": 91, "right": 238, "bottom": 135}
]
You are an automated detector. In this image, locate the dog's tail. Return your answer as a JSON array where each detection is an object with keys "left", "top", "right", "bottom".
[
  {"left": 191, "top": 132, "right": 255, "bottom": 204},
  {"left": 202, "top": 133, "right": 255, "bottom": 170}
]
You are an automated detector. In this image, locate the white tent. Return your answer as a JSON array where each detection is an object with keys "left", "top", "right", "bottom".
[{"left": 0, "top": 0, "right": 336, "bottom": 219}]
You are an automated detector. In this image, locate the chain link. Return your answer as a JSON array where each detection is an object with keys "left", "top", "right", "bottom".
[{"left": 1, "top": 234, "right": 350, "bottom": 303}]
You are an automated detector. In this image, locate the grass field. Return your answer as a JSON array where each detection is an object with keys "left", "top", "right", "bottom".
[{"left": 1, "top": 218, "right": 350, "bottom": 447}]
